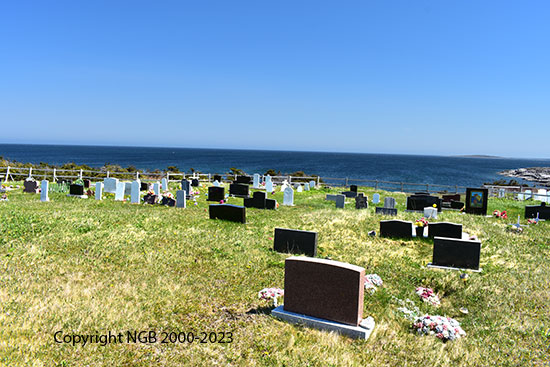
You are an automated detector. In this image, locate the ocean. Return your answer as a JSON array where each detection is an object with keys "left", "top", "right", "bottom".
[{"left": 1, "top": 144, "right": 548, "bottom": 188}]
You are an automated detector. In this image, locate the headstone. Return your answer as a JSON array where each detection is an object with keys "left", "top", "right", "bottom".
[
  {"left": 40, "top": 180, "right": 49, "bottom": 202},
  {"left": 140, "top": 182, "right": 149, "bottom": 191},
  {"left": 209, "top": 204, "right": 246, "bottom": 223},
  {"left": 406, "top": 194, "right": 442, "bottom": 212},
  {"left": 95, "top": 182, "right": 103, "bottom": 200},
  {"left": 83, "top": 179, "right": 91, "bottom": 188},
  {"left": 114, "top": 182, "right": 125, "bottom": 201},
  {"left": 273, "top": 228, "right": 317, "bottom": 257},
  {"left": 498, "top": 189, "right": 506, "bottom": 199},
  {"left": 160, "top": 196, "right": 176, "bottom": 207},
  {"left": 465, "top": 188, "right": 488, "bottom": 215},
  {"left": 355, "top": 195, "right": 368, "bottom": 209},
  {"left": 375, "top": 207, "right": 397, "bottom": 216},
  {"left": 208, "top": 186, "right": 225, "bottom": 202},
  {"left": 429, "top": 237, "right": 481, "bottom": 271},
  {"left": 229, "top": 183, "right": 249, "bottom": 198},
  {"left": 244, "top": 191, "right": 267, "bottom": 209},
  {"left": 350, "top": 185, "right": 357, "bottom": 193},
  {"left": 265, "top": 179, "right": 273, "bottom": 193},
  {"left": 213, "top": 175, "right": 222, "bottom": 182},
  {"left": 69, "top": 184, "right": 84, "bottom": 196},
  {"left": 380, "top": 220, "right": 414, "bottom": 238},
  {"left": 525, "top": 202, "right": 550, "bottom": 220},
  {"left": 153, "top": 182, "right": 160, "bottom": 196},
  {"left": 191, "top": 179, "right": 200, "bottom": 187},
  {"left": 372, "top": 193, "right": 380, "bottom": 204},
  {"left": 341, "top": 191, "right": 357, "bottom": 198},
  {"left": 384, "top": 197, "right": 396, "bottom": 209},
  {"left": 181, "top": 180, "right": 191, "bottom": 194},
  {"left": 304, "top": 183, "right": 310, "bottom": 191},
  {"left": 265, "top": 199, "right": 277, "bottom": 210},
  {"left": 161, "top": 178, "right": 168, "bottom": 191},
  {"left": 23, "top": 180, "right": 39, "bottom": 193},
  {"left": 297, "top": 185, "right": 303, "bottom": 193},
  {"left": 176, "top": 190, "right": 186, "bottom": 208},
  {"left": 103, "top": 178, "right": 119, "bottom": 193},
  {"left": 335, "top": 194, "right": 345, "bottom": 209},
  {"left": 212, "top": 180, "right": 221, "bottom": 187},
  {"left": 265, "top": 175, "right": 272, "bottom": 186},
  {"left": 424, "top": 207, "right": 438, "bottom": 219},
  {"left": 535, "top": 189, "right": 547, "bottom": 202},
  {"left": 451, "top": 201, "right": 464, "bottom": 209},
  {"left": 442, "top": 194, "right": 461, "bottom": 203},
  {"left": 283, "top": 257, "right": 365, "bottom": 326},
  {"left": 309, "top": 180, "right": 316, "bottom": 188},
  {"left": 124, "top": 182, "right": 132, "bottom": 196},
  {"left": 253, "top": 174, "right": 261, "bottom": 189},
  {"left": 131, "top": 181, "right": 140, "bottom": 204},
  {"left": 283, "top": 186, "right": 294, "bottom": 206},
  {"left": 428, "top": 222, "right": 463, "bottom": 239},
  {"left": 236, "top": 175, "right": 252, "bottom": 184}
]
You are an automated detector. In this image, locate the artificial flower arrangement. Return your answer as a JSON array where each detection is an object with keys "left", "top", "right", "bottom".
[
  {"left": 258, "top": 288, "right": 284, "bottom": 307},
  {"left": 415, "top": 287, "right": 441, "bottom": 307},
  {"left": 527, "top": 218, "right": 539, "bottom": 225},
  {"left": 0, "top": 193, "right": 8, "bottom": 201},
  {"left": 415, "top": 217, "right": 429, "bottom": 227},
  {"left": 493, "top": 210, "right": 508, "bottom": 219},
  {"left": 364, "top": 274, "right": 383, "bottom": 293},
  {"left": 413, "top": 315, "right": 466, "bottom": 341}
]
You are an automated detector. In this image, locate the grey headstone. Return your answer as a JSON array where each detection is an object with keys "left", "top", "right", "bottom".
[
  {"left": 40, "top": 180, "right": 49, "bottom": 202},
  {"left": 176, "top": 190, "right": 187, "bottom": 208},
  {"left": 153, "top": 182, "right": 160, "bottom": 196},
  {"left": 266, "top": 179, "right": 273, "bottom": 193},
  {"left": 335, "top": 194, "right": 345, "bottom": 209},
  {"left": 253, "top": 174, "right": 260, "bottom": 189},
  {"left": 304, "top": 183, "right": 310, "bottom": 191},
  {"left": 103, "top": 178, "right": 119, "bottom": 194},
  {"left": 297, "top": 185, "right": 303, "bottom": 193},
  {"left": 131, "top": 181, "right": 140, "bottom": 204},
  {"left": 384, "top": 197, "right": 396, "bottom": 209},
  {"left": 95, "top": 182, "right": 103, "bottom": 200},
  {"left": 283, "top": 186, "right": 294, "bottom": 206},
  {"left": 114, "top": 182, "right": 125, "bottom": 201},
  {"left": 124, "top": 182, "right": 132, "bottom": 196},
  {"left": 309, "top": 180, "right": 315, "bottom": 188},
  {"left": 161, "top": 178, "right": 168, "bottom": 191}
]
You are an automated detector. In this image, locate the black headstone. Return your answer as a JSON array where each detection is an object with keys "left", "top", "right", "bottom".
[
  {"left": 191, "top": 179, "right": 200, "bottom": 187},
  {"left": 143, "top": 194, "right": 157, "bottom": 204},
  {"left": 69, "top": 184, "right": 84, "bottom": 196},
  {"left": 229, "top": 183, "right": 250, "bottom": 198},
  {"left": 525, "top": 202, "right": 550, "bottom": 220},
  {"left": 428, "top": 222, "right": 463, "bottom": 239},
  {"left": 160, "top": 197, "right": 176, "bottom": 207},
  {"left": 380, "top": 220, "right": 413, "bottom": 238},
  {"left": 140, "top": 182, "right": 149, "bottom": 191},
  {"left": 83, "top": 179, "right": 91, "bottom": 188},
  {"left": 209, "top": 204, "right": 246, "bottom": 223},
  {"left": 375, "top": 207, "right": 398, "bottom": 216},
  {"left": 181, "top": 180, "right": 191, "bottom": 193},
  {"left": 442, "top": 194, "right": 461, "bottom": 202},
  {"left": 23, "top": 181, "right": 39, "bottom": 193},
  {"left": 273, "top": 228, "right": 317, "bottom": 257},
  {"left": 431, "top": 236, "right": 481, "bottom": 270},
  {"left": 265, "top": 198, "right": 277, "bottom": 210},
  {"left": 341, "top": 191, "right": 357, "bottom": 198},
  {"left": 355, "top": 195, "right": 368, "bottom": 209},
  {"left": 465, "top": 188, "right": 488, "bottom": 215},
  {"left": 213, "top": 175, "right": 222, "bottom": 182},
  {"left": 450, "top": 201, "right": 465, "bottom": 210},
  {"left": 208, "top": 186, "right": 225, "bottom": 202},
  {"left": 235, "top": 175, "right": 252, "bottom": 184},
  {"left": 406, "top": 194, "right": 442, "bottom": 212},
  {"left": 350, "top": 185, "right": 358, "bottom": 193}
]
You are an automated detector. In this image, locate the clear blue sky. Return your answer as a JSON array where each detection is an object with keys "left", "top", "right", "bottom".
[{"left": 0, "top": 1, "right": 548, "bottom": 157}]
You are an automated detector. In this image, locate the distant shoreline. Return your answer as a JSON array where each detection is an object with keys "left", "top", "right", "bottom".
[
  {"left": 452, "top": 155, "right": 504, "bottom": 159},
  {"left": 499, "top": 167, "right": 550, "bottom": 186}
]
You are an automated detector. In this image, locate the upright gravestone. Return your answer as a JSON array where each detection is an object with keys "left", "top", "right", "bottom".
[
  {"left": 208, "top": 186, "right": 225, "bottom": 202},
  {"left": 428, "top": 222, "right": 463, "bottom": 239},
  {"left": 355, "top": 195, "right": 368, "bottom": 209},
  {"left": 265, "top": 178, "right": 273, "bottom": 193},
  {"left": 95, "top": 182, "right": 103, "bottom": 200},
  {"left": 103, "top": 178, "right": 119, "bottom": 194},
  {"left": 272, "top": 257, "right": 374, "bottom": 339},
  {"left": 140, "top": 181, "right": 149, "bottom": 191},
  {"left": 283, "top": 186, "right": 294, "bottom": 206},
  {"left": 304, "top": 183, "right": 310, "bottom": 191},
  {"left": 465, "top": 188, "right": 488, "bottom": 216},
  {"left": 209, "top": 204, "right": 246, "bottom": 223},
  {"left": 229, "top": 183, "right": 249, "bottom": 198},
  {"left": 407, "top": 194, "right": 442, "bottom": 212},
  {"left": 181, "top": 180, "right": 191, "bottom": 196},
  {"left": 114, "top": 182, "right": 125, "bottom": 201},
  {"left": 236, "top": 175, "right": 252, "bottom": 184},
  {"left": 213, "top": 175, "right": 222, "bottom": 182},
  {"left": 335, "top": 194, "right": 345, "bottom": 209},
  {"left": 23, "top": 180, "right": 39, "bottom": 193},
  {"left": 498, "top": 189, "right": 506, "bottom": 199},
  {"left": 525, "top": 202, "right": 550, "bottom": 220},
  {"left": 153, "top": 182, "right": 161, "bottom": 197},
  {"left": 384, "top": 197, "right": 396, "bottom": 209},
  {"left": 297, "top": 185, "right": 303, "bottom": 193},
  {"left": 309, "top": 180, "right": 316, "bottom": 188},
  {"left": 253, "top": 174, "right": 261, "bottom": 189},
  {"left": 161, "top": 178, "right": 168, "bottom": 191},
  {"left": 131, "top": 181, "right": 140, "bottom": 204},
  {"left": 40, "top": 180, "right": 49, "bottom": 202},
  {"left": 428, "top": 237, "right": 482, "bottom": 271},
  {"left": 176, "top": 190, "right": 186, "bottom": 208},
  {"left": 273, "top": 228, "right": 317, "bottom": 257},
  {"left": 350, "top": 185, "right": 358, "bottom": 193},
  {"left": 380, "top": 220, "right": 414, "bottom": 238},
  {"left": 191, "top": 178, "right": 200, "bottom": 187},
  {"left": 372, "top": 193, "right": 380, "bottom": 204}
]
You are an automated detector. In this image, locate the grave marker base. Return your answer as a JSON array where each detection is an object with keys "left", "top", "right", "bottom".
[
  {"left": 272, "top": 306, "right": 375, "bottom": 340},
  {"left": 426, "top": 264, "right": 482, "bottom": 273}
]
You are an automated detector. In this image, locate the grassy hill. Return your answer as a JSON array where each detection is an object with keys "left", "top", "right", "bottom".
[{"left": 0, "top": 183, "right": 549, "bottom": 366}]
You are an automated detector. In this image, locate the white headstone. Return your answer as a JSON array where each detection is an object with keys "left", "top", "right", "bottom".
[
  {"left": 538, "top": 189, "right": 548, "bottom": 203},
  {"left": 212, "top": 180, "right": 221, "bottom": 187},
  {"left": 40, "top": 180, "right": 49, "bottom": 202},
  {"left": 114, "top": 182, "right": 125, "bottom": 201},
  {"left": 265, "top": 175, "right": 272, "bottom": 186},
  {"left": 372, "top": 193, "right": 380, "bottom": 204},
  {"left": 304, "top": 183, "right": 310, "bottom": 191},
  {"left": 176, "top": 190, "right": 186, "bottom": 208},
  {"left": 525, "top": 190, "right": 532, "bottom": 200},
  {"left": 103, "top": 178, "right": 119, "bottom": 193},
  {"left": 297, "top": 185, "right": 303, "bottom": 193},
  {"left": 253, "top": 174, "right": 261, "bottom": 189},
  {"left": 498, "top": 189, "right": 505, "bottom": 198},
  {"left": 153, "top": 182, "right": 160, "bottom": 196},
  {"left": 131, "top": 181, "right": 140, "bottom": 204},
  {"left": 266, "top": 179, "right": 273, "bottom": 193},
  {"left": 335, "top": 194, "right": 345, "bottom": 208},
  {"left": 95, "top": 182, "right": 103, "bottom": 200},
  {"left": 283, "top": 186, "right": 294, "bottom": 206},
  {"left": 384, "top": 197, "right": 396, "bottom": 209},
  {"left": 424, "top": 207, "right": 437, "bottom": 219},
  {"left": 162, "top": 178, "right": 168, "bottom": 191},
  {"left": 309, "top": 180, "right": 315, "bottom": 188}
]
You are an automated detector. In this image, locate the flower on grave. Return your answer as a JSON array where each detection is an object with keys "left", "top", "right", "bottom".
[
  {"left": 415, "top": 218, "right": 429, "bottom": 227},
  {"left": 219, "top": 200, "right": 224, "bottom": 204},
  {"left": 416, "top": 287, "right": 441, "bottom": 307},
  {"left": 413, "top": 315, "right": 465, "bottom": 341},
  {"left": 432, "top": 204, "right": 437, "bottom": 208},
  {"left": 276, "top": 202, "right": 279, "bottom": 209},
  {"left": 258, "top": 287, "right": 284, "bottom": 307},
  {"left": 493, "top": 210, "right": 507, "bottom": 219},
  {"left": 365, "top": 274, "right": 383, "bottom": 294}
]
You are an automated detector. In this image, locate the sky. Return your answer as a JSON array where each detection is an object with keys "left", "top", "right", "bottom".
[{"left": 0, "top": 1, "right": 548, "bottom": 157}]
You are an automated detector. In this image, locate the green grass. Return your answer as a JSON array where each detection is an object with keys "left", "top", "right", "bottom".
[{"left": 0, "top": 183, "right": 549, "bottom": 366}]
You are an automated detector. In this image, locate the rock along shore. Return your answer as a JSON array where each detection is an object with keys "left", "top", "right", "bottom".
[{"left": 499, "top": 167, "right": 550, "bottom": 186}]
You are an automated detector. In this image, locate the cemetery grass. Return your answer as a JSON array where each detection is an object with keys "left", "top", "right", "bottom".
[{"left": 1, "top": 185, "right": 549, "bottom": 367}]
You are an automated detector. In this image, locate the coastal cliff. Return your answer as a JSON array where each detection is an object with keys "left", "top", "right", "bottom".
[{"left": 499, "top": 167, "right": 550, "bottom": 186}]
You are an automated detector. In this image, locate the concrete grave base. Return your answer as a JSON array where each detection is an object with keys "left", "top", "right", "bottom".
[
  {"left": 271, "top": 306, "right": 375, "bottom": 340},
  {"left": 66, "top": 194, "right": 88, "bottom": 199},
  {"left": 426, "top": 264, "right": 482, "bottom": 273}
]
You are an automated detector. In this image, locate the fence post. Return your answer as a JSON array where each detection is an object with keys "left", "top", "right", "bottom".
[
  {"left": 208, "top": 173, "right": 211, "bottom": 183},
  {"left": 400, "top": 182, "right": 404, "bottom": 192},
  {"left": 426, "top": 184, "right": 429, "bottom": 192},
  {"left": 136, "top": 171, "right": 140, "bottom": 180},
  {"left": 107, "top": 171, "right": 110, "bottom": 178},
  {"left": 455, "top": 185, "right": 458, "bottom": 194},
  {"left": 375, "top": 180, "right": 378, "bottom": 190},
  {"left": 317, "top": 176, "right": 320, "bottom": 186},
  {"left": 28, "top": 167, "right": 32, "bottom": 178},
  {"left": 79, "top": 169, "right": 83, "bottom": 180},
  {"left": 345, "top": 177, "right": 349, "bottom": 186},
  {"left": 53, "top": 168, "right": 57, "bottom": 182},
  {"left": 166, "top": 172, "right": 170, "bottom": 182},
  {"left": 4, "top": 166, "right": 10, "bottom": 183}
]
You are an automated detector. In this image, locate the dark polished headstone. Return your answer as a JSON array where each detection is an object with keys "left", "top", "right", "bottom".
[
  {"left": 69, "top": 184, "right": 84, "bottom": 196},
  {"left": 274, "top": 228, "right": 318, "bottom": 257},
  {"left": 431, "top": 236, "right": 481, "bottom": 270},
  {"left": 375, "top": 207, "right": 398, "bottom": 216},
  {"left": 406, "top": 194, "right": 442, "bottom": 212},
  {"left": 235, "top": 175, "right": 252, "bottom": 184},
  {"left": 213, "top": 175, "right": 222, "bottom": 182},
  {"left": 341, "top": 191, "right": 357, "bottom": 198},
  {"left": 160, "top": 197, "right": 176, "bottom": 207},
  {"left": 23, "top": 181, "right": 39, "bottom": 193},
  {"left": 428, "top": 222, "right": 463, "bottom": 239},
  {"left": 140, "top": 182, "right": 149, "bottom": 191},
  {"left": 143, "top": 193, "right": 158, "bottom": 204},
  {"left": 380, "top": 220, "right": 413, "bottom": 238},
  {"left": 229, "top": 183, "right": 250, "bottom": 198},
  {"left": 442, "top": 194, "right": 461, "bottom": 202},
  {"left": 525, "top": 202, "right": 550, "bottom": 219},
  {"left": 355, "top": 195, "right": 368, "bottom": 209},
  {"left": 450, "top": 201, "right": 465, "bottom": 209},
  {"left": 181, "top": 180, "right": 191, "bottom": 193},
  {"left": 350, "top": 185, "right": 358, "bottom": 193},
  {"left": 209, "top": 204, "right": 246, "bottom": 223},
  {"left": 208, "top": 186, "right": 225, "bottom": 202},
  {"left": 265, "top": 198, "right": 277, "bottom": 210},
  {"left": 465, "top": 188, "right": 488, "bottom": 215},
  {"left": 83, "top": 179, "right": 91, "bottom": 188},
  {"left": 284, "top": 257, "right": 365, "bottom": 326},
  {"left": 191, "top": 179, "right": 200, "bottom": 187}
]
